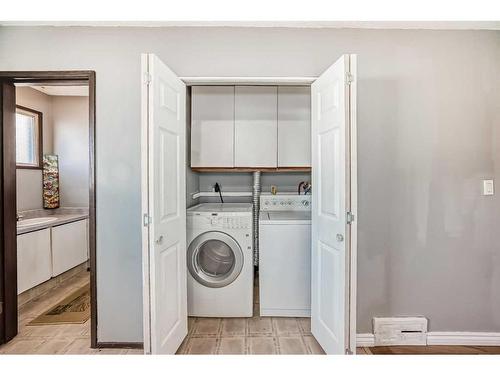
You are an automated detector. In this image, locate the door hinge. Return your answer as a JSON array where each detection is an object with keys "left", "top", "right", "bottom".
[
  {"left": 143, "top": 213, "right": 152, "bottom": 227},
  {"left": 346, "top": 211, "right": 355, "bottom": 224},
  {"left": 0, "top": 301, "right": 3, "bottom": 315},
  {"left": 143, "top": 72, "right": 152, "bottom": 85},
  {"left": 345, "top": 72, "right": 354, "bottom": 86}
]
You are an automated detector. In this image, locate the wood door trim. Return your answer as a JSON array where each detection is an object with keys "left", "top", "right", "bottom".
[
  {"left": 88, "top": 71, "right": 97, "bottom": 349},
  {"left": 0, "top": 82, "right": 17, "bottom": 342},
  {"left": 96, "top": 342, "right": 144, "bottom": 350},
  {"left": 0, "top": 71, "right": 98, "bottom": 348}
]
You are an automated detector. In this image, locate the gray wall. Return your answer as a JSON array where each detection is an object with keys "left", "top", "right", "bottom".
[
  {"left": 197, "top": 172, "right": 311, "bottom": 203},
  {"left": 52, "top": 96, "right": 89, "bottom": 207},
  {"left": 2, "top": 26, "right": 499, "bottom": 340},
  {"left": 16, "top": 87, "right": 54, "bottom": 211},
  {"left": 185, "top": 89, "right": 200, "bottom": 208}
]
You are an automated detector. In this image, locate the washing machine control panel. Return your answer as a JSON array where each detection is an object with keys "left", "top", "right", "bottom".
[{"left": 189, "top": 214, "right": 252, "bottom": 230}]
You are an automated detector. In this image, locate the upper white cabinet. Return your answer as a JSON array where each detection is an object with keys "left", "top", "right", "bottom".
[
  {"left": 190, "top": 85, "right": 311, "bottom": 169},
  {"left": 51, "top": 219, "right": 88, "bottom": 277},
  {"left": 277, "top": 86, "right": 311, "bottom": 167},
  {"left": 191, "top": 86, "right": 235, "bottom": 167},
  {"left": 17, "top": 228, "right": 52, "bottom": 294},
  {"left": 234, "top": 86, "right": 278, "bottom": 168}
]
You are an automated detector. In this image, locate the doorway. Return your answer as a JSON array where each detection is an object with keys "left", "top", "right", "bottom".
[
  {"left": 0, "top": 71, "right": 97, "bottom": 349},
  {"left": 141, "top": 54, "right": 358, "bottom": 355}
]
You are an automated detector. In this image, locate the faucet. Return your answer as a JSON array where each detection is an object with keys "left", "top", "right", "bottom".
[{"left": 298, "top": 181, "right": 312, "bottom": 195}]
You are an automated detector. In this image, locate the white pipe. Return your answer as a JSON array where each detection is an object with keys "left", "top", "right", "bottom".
[{"left": 191, "top": 191, "right": 252, "bottom": 199}]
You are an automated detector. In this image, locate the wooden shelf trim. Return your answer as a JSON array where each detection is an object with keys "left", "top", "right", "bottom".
[{"left": 190, "top": 167, "right": 311, "bottom": 173}]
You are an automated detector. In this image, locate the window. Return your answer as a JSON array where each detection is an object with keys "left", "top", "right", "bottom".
[{"left": 16, "top": 106, "right": 42, "bottom": 169}]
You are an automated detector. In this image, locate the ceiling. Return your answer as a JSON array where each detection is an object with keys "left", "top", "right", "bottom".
[
  {"left": 1, "top": 21, "right": 499, "bottom": 30},
  {"left": 30, "top": 85, "right": 89, "bottom": 97}
]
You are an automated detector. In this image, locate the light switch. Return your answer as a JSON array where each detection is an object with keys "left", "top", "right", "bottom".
[{"left": 483, "top": 179, "right": 494, "bottom": 196}]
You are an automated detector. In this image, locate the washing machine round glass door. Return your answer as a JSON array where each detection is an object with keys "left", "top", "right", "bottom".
[{"left": 188, "top": 231, "right": 244, "bottom": 288}]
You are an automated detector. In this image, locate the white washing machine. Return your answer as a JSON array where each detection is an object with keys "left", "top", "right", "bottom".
[{"left": 187, "top": 203, "right": 253, "bottom": 317}]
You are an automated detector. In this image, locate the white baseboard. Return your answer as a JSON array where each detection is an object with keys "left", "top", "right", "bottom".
[
  {"left": 356, "top": 333, "right": 375, "bottom": 347},
  {"left": 426, "top": 332, "right": 500, "bottom": 346},
  {"left": 357, "top": 332, "right": 500, "bottom": 347}
]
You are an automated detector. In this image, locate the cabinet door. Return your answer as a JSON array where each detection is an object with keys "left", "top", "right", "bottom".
[
  {"left": 278, "top": 86, "right": 311, "bottom": 167},
  {"left": 51, "top": 219, "right": 88, "bottom": 277},
  {"left": 191, "top": 86, "right": 234, "bottom": 167},
  {"left": 17, "top": 229, "right": 52, "bottom": 294},
  {"left": 235, "top": 86, "right": 277, "bottom": 167}
]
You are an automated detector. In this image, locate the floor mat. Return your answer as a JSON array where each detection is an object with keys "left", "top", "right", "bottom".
[{"left": 29, "top": 284, "right": 90, "bottom": 325}]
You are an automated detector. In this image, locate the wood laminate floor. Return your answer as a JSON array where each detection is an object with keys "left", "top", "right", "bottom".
[
  {"left": 0, "top": 269, "right": 143, "bottom": 355},
  {"left": 367, "top": 345, "right": 500, "bottom": 355}
]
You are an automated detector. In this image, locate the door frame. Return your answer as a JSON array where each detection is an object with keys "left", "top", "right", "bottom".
[
  {"left": 0, "top": 70, "right": 97, "bottom": 348},
  {"left": 141, "top": 72, "right": 357, "bottom": 353},
  {"left": 346, "top": 55, "right": 358, "bottom": 354}
]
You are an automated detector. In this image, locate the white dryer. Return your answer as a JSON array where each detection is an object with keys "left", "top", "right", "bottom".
[
  {"left": 259, "top": 194, "right": 312, "bottom": 317},
  {"left": 187, "top": 203, "right": 253, "bottom": 317}
]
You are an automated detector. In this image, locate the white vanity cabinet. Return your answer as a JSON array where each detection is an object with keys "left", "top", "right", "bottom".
[
  {"left": 277, "top": 86, "right": 311, "bottom": 167},
  {"left": 17, "top": 228, "right": 52, "bottom": 294},
  {"left": 51, "top": 219, "right": 88, "bottom": 277},
  {"left": 191, "top": 86, "right": 235, "bottom": 168},
  {"left": 234, "top": 86, "right": 278, "bottom": 167}
]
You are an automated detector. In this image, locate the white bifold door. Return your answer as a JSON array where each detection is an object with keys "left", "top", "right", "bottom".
[
  {"left": 141, "top": 54, "right": 187, "bottom": 354},
  {"left": 311, "top": 54, "right": 357, "bottom": 354}
]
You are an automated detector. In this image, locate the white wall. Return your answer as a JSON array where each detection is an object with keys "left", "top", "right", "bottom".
[
  {"left": 15, "top": 87, "right": 53, "bottom": 211},
  {"left": 2, "top": 26, "right": 498, "bottom": 342},
  {"left": 52, "top": 96, "right": 89, "bottom": 207}
]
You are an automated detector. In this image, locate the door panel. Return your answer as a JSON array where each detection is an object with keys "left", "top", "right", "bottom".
[
  {"left": 191, "top": 86, "right": 234, "bottom": 168},
  {"left": 311, "top": 54, "right": 355, "bottom": 354},
  {"left": 17, "top": 229, "right": 51, "bottom": 293},
  {"left": 51, "top": 220, "right": 88, "bottom": 276},
  {"left": 234, "top": 86, "right": 278, "bottom": 167},
  {"left": 277, "top": 86, "right": 311, "bottom": 167},
  {"left": 143, "top": 54, "right": 187, "bottom": 354}
]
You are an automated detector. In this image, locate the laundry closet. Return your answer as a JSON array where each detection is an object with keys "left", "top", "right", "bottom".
[
  {"left": 141, "top": 53, "right": 357, "bottom": 355},
  {"left": 186, "top": 85, "right": 313, "bottom": 321}
]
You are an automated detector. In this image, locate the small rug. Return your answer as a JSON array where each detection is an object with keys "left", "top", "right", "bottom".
[{"left": 29, "top": 284, "right": 90, "bottom": 325}]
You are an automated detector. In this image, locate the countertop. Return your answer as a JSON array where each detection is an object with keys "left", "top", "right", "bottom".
[{"left": 17, "top": 213, "right": 88, "bottom": 235}]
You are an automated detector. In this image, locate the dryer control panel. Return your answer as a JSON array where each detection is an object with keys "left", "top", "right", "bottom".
[{"left": 260, "top": 194, "right": 311, "bottom": 211}]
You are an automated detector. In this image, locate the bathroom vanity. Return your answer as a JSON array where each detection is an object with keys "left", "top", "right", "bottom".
[{"left": 17, "top": 213, "right": 89, "bottom": 294}]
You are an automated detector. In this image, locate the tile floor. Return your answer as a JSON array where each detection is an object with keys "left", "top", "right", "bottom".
[
  {"left": 0, "top": 269, "right": 143, "bottom": 355},
  {"left": 0, "top": 268, "right": 368, "bottom": 355},
  {"left": 177, "top": 316, "right": 326, "bottom": 355},
  {"left": 177, "top": 276, "right": 326, "bottom": 355}
]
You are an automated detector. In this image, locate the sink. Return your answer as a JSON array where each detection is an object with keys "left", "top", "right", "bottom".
[{"left": 17, "top": 217, "right": 58, "bottom": 227}]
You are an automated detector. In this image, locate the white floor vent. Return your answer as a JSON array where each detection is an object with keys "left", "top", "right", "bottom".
[{"left": 373, "top": 317, "right": 428, "bottom": 346}]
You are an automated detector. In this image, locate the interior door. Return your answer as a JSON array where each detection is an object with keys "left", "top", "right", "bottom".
[
  {"left": 0, "top": 81, "right": 17, "bottom": 345},
  {"left": 311, "top": 54, "right": 357, "bottom": 354},
  {"left": 142, "top": 54, "right": 187, "bottom": 354}
]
